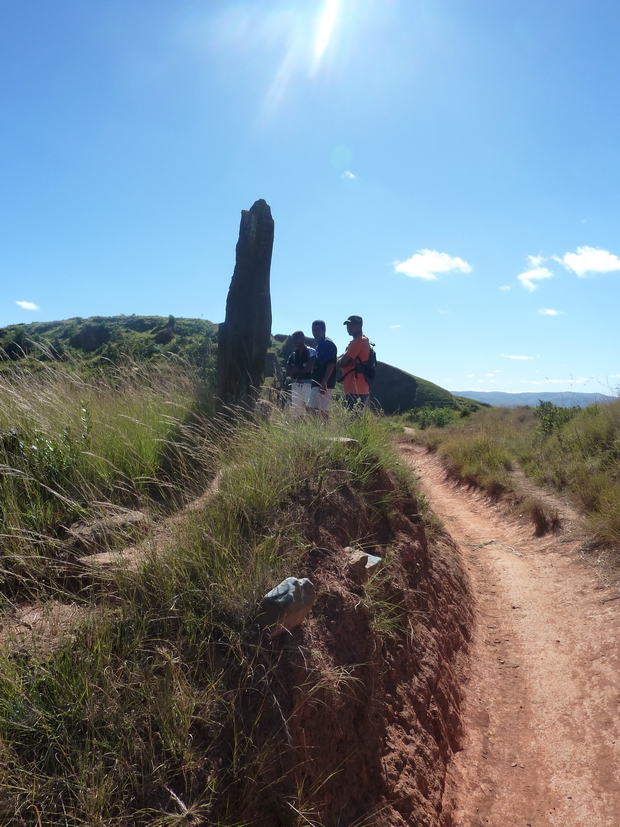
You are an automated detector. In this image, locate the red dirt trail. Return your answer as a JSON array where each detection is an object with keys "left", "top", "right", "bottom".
[{"left": 400, "top": 444, "right": 620, "bottom": 827}]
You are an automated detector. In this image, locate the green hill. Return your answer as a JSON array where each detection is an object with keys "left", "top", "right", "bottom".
[
  {"left": 0, "top": 315, "right": 217, "bottom": 372},
  {"left": 1, "top": 316, "right": 464, "bottom": 414},
  {"left": 370, "top": 361, "right": 457, "bottom": 415}
]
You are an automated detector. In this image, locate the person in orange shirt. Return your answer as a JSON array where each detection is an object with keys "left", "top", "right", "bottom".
[{"left": 338, "top": 314, "right": 370, "bottom": 411}]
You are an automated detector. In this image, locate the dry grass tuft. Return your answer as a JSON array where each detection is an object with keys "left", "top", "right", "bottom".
[{"left": 525, "top": 497, "right": 562, "bottom": 537}]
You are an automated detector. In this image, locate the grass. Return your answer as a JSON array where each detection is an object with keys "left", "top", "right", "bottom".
[
  {"left": 0, "top": 357, "right": 216, "bottom": 596},
  {"left": 0, "top": 360, "right": 420, "bottom": 825},
  {"left": 438, "top": 432, "right": 515, "bottom": 499},
  {"left": 406, "top": 398, "right": 620, "bottom": 544}
]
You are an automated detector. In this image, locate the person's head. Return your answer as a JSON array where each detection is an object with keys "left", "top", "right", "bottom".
[
  {"left": 311, "top": 320, "right": 326, "bottom": 341},
  {"left": 343, "top": 315, "right": 363, "bottom": 336},
  {"left": 291, "top": 330, "right": 306, "bottom": 349}
]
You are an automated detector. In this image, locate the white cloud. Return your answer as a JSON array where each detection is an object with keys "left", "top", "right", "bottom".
[
  {"left": 538, "top": 309, "right": 562, "bottom": 316},
  {"left": 560, "top": 246, "right": 620, "bottom": 277},
  {"left": 486, "top": 373, "right": 494, "bottom": 377},
  {"left": 389, "top": 324, "right": 401, "bottom": 328},
  {"left": 394, "top": 249, "right": 472, "bottom": 281},
  {"left": 438, "top": 309, "right": 450, "bottom": 314},
  {"left": 500, "top": 354, "right": 536, "bottom": 360},
  {"left": 341, "top": 170, "right": 356, "bottom": 180},
  {"left": 517, "top": 266, "right": 554, "bottom": 292},
  {"left": 16, "top": 300, "right": 40, "bottom": 310},
  {"left": 499, "top": 285, "right": 511, "bottom": 291},
  {"left": 528, "top": 254, "right": 546, "bottom": 268},
  {"left": 467, "top": 374, "right": 474, "bottom": 377}
]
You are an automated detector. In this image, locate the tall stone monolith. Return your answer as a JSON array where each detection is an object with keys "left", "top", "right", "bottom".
[{"left": 217, "top": 199, "right": 274, "bottom": 412}]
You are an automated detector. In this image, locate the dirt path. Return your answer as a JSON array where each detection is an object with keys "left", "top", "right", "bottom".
[{"left": 399, "top": 444, "right": 620, "bottom": 827}]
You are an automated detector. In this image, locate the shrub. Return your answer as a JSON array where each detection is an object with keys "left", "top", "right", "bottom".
[
  {"left": 535, "top": 400, "right": 577, "bottom": 435},
  {"left": 410, "top": 406, "right": 459, "bottom": 430}
]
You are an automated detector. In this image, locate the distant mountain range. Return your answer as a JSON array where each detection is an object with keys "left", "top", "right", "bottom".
[{"left": 451, "top": 390, "right": 615, "bottom": 408}]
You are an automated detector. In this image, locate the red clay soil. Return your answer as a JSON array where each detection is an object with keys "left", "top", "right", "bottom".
[
  {"left": 399, "top": 444, "right": 620, "bottom": 827},
  {"left": 244, "top": 464, "right": 473, "bottom": 827}
]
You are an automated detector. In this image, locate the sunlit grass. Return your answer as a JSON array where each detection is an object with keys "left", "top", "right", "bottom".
[
  {"left": 0, "top": 391, "right": 422, "bottom": 824},
  {"left": 0, "top": 358, "right": 215, "bottom": 595},
  {"left": 408, "top": 399, "right": 620, "bottom": 544}
]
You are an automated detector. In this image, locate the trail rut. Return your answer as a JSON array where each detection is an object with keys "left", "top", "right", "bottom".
[{"left": 399, "top": 444, "right": 620, "bottom": 827}]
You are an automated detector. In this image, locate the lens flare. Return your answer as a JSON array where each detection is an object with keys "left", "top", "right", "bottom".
[{"left": 314, "top": 0, "right": 341, "bottom": 62}]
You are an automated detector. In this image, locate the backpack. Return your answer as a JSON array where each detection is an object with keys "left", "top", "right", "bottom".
[{"left": 354, "top": 341, "right": 376, "bottom": 386}]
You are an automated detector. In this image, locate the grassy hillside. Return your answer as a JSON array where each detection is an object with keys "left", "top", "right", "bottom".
[
  {"left": 369, "top": 360, "right": 456, "bottom": 414},
  {"left": 406, "top": 399, "right": 620, "bottom": 545},
  {"left": 0, "top": 315, "right": 217, "bottom": 375}
]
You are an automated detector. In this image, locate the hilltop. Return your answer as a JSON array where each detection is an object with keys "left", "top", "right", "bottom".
[{"left": 0, "top": 315, "right": 217, "bottom": 368}]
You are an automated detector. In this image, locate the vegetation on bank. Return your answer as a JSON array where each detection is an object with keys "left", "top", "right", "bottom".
[
  {"left": 0, "top": 357, "right": 218, "bottom": 596},
  {"left": 0, "top": 353, "right": 420, "bottom": 825},
  {"left": 407, "top": 399, "right": 620, "bottom": 544}
]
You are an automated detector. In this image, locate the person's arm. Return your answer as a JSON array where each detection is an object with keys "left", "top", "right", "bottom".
[
  {"left": 286, "top": 353, "right": 300, "bottom": 378},
  {"left": 319, "top": 342, "right": 337, "bottom": 392},
  {"left": 338, "top": 338, "right": 362, "bottom": 370},
  {"left": 319, "top": 361, "right": 335, "bottom": 393}
]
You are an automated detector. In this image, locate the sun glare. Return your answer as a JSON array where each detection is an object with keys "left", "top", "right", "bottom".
[{"left": 314, "top": 0, "right": 341, "bottom": 62}]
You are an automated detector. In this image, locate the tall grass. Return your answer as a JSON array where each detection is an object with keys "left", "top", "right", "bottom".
[
  {"left": 409, "top": 399, "right": 620, "bottom": 544},
  {"left": 520, "top": 400, "right": 620, "bottom": 542},
  {"left": 0, "top": 393, "right": 412, "bottom": 825},
  {"left": 0, "top": 358, "right": 216, "bottom": 595}
]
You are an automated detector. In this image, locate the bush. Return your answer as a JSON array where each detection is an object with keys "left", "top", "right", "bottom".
[
  {"left": 535, "top": 400, "right": 577, "bottom": 435},
  {"left": 410, "top": 406, "right": 459, "bottom": 430}
]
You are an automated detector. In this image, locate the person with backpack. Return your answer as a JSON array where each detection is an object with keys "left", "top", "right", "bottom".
[
  {"left": 338, "top": 314, "right": 373, "bottom": 411},
  {"left": 285, "top": 330, "right": 315, "bottom": 415}
]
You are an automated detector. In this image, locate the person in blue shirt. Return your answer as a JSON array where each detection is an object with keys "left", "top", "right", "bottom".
[
  {"left": 285, "top": 330, "right": 315, "bottom": 415},
  {"left": 308, "top": 320, "right": 337, "bottom": 419}
]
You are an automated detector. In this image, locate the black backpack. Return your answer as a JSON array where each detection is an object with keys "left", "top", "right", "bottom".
[{"left": 354, "top": 341, "right": 376, "bottom": 386}]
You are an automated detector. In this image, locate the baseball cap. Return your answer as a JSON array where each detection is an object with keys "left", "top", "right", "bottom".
[{"left": 343, "top": 315, "right": 363, "bottom": 325}]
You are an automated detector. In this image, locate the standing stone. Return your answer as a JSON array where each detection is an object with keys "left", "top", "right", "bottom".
[{"left": 217, "top": 199, "right": 274, "bottom": 411}]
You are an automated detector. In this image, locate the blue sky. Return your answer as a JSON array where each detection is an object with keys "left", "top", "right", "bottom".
[{"left": 2, "top": 0, "right": 619, "bottom": 394}]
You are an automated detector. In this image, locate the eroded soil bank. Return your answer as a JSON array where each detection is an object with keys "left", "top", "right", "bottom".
[
  {"left": 0, "top": 456, "right": 473, "bottom": 826},
  {"left": 240, "top": 465, "right": 473, "bottom": 827},
  {"left": 399, "top": 444, "right": 620, "bottom": 827}
]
